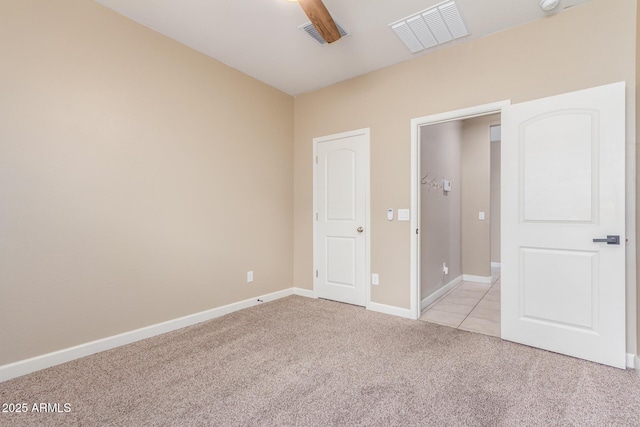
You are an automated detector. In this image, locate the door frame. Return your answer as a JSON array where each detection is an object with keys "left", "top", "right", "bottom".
[
  {"left": 410, "top": 101, "right": 510, "bottom": 320},
  {"left": 313, "top": 128, "right": 371, "bottom": 308}
]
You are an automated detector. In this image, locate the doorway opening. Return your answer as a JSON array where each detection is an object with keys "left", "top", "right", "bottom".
[
  {"left": 417, "top": 115, "right": 501, "bottom": 336},
  {"left": 409, "top": 101, "right": 509, "bottom": 322}
]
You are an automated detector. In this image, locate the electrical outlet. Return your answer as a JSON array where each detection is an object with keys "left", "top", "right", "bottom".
[
  {"left": 372, "top": 273, "right": 379, "bottom": 285},
  {"left": 247, "top": 271, "right": 253, "bottom": 283},
  {"left": 443, "top": 263, "right": 449, "bottom": 275}
]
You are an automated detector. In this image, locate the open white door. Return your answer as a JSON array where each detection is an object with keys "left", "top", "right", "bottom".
[
  {"left": 314, "top": 129, "right": 369, "bottom": 306},
  {"left": 501, "top": 82, "right": 626, "bottom": 368}
]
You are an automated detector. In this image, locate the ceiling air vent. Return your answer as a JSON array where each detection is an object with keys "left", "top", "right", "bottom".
[
  {"left": 390, "top": 0, "right": 468, "bottom": 53},
  {"left": 299, "top": 21, "right": 348, "bottom": 45}
]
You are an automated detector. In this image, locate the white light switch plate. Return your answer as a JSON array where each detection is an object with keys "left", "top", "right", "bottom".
[
  {"left": 478, "top": 212, "right": 485, "bottom": 221},
  {"left": 398, "top": 209, "right": 410, "bottom": 221}
]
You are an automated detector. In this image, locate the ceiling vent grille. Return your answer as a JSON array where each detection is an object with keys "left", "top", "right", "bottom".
[
  {"left": 299, "top": 21, "right": 348, "bottom": 45},
  {"left": 390, "top": 1, "right": 468, "bottom": 53}
]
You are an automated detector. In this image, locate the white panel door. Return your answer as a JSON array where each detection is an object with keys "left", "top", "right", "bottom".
[
  {"left": 501, "top": 82, "right": 626, "bottom": 368},
  {"left": 314, "top": 129, "right": 369, "bottom": 306}
]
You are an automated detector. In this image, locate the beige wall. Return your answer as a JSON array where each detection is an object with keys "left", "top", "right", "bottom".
[
  {"left": 2, "top": 0, "right": 639, "bottom": 367},
  {"left": 0, "top": 0, "right": 294, "bottom": 365},
  {"left": 293, "top": 0, "right": 637, "bottom": 352},
  {"left": 420, "top": 121, "right": 462, "bottom": 298},
  {"left": 461, "top": 115, "right": 499, "bottom": 278}
]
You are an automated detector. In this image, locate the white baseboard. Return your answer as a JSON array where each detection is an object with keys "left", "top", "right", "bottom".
[
  {"left": 491, "top": 262, "right": 502, "bottom": 268},
  {"left": 293, "top": 287, "right": 316, "bottom": 298},
  {"left": 628, "top": 353, "right": 637, "bottom": 369},
  {"left": 462, "top": 274, "right": 492, "bottom": 284},
  {"left": 368, "top": 302, "right": 413, "bottom": 319},
  {"left": 0, "top": 287, "right": 304, "bottom": 383},
  {"left": 420, "top": 275, "right": 463, "bottom": 311},
  {"left": 8, "top": 283, "right": 628, "bottom": 381},
  {"left": 635, "top": 355, "right": 640, "bottom": 373}
]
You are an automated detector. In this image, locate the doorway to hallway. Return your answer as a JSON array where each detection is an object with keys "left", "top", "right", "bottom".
[{"left": 417, "top": 113, "right": 501, "bottom": 334}]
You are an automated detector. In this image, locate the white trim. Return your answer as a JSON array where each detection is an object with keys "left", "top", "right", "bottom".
[
  {"left": 462, "top": 274, "right": 492, "bottom": 284},
  {"left": 313, "top": 128, "right": 371, "bottom": 308},
  {"left": 293, "top": 287, "right": 316, "bottom": 298},
  {"left": 627, "top": 353, "right": 636, "bottom": 369},
  {"left": 0, "top": 288, "right": 304, "bottom": 383},
  {"left": 491, "top": 262, "right": 502, "bottom": 268},
  {"left": 368, "top": 302, "right": 413, "bottom": 319},
  {"left": 420, "top": 275, "right": 463, "bottom": 311},
  {"left": 3, "top": 283, "right": 628, "bottom": 382},
  {"left": 635, "top": 355, "right": 640, "bottom": 372},
  {"left": 410, "top": 100, "right": 511, "bottom": 320}
]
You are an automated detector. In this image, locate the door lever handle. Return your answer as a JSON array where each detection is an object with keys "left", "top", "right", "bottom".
[{"left": 592, "top": 235, "right": 620, "bottom": 245}]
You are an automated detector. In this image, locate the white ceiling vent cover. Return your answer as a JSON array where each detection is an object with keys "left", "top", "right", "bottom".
[
  {"left": 390, "top": 1, "right": 468, "bottom": 53},
  {"left": 299, "top": 21, "right": 348, "bottom": 45}
]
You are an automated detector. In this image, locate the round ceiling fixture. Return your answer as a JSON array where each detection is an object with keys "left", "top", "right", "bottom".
[{"left": 539, "top": 0, "right": 561, "bottom": 12}]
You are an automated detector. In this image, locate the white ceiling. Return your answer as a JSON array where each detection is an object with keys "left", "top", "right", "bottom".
[{"left": 95, "top": 0, "right": 592, "bottom": 96}]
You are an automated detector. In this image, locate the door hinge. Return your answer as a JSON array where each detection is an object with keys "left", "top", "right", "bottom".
[
  {"left": 315, "top": 270, "right": 318, "bottom": 278},
  {"left": 416, "top": 228, "right": 419, "bottom": 235},
  {"left": 316, "top": 156, "right": 318, "bottom": 164},
  {"left": 316, "top": 212, "right": 318, "bottom": 220}
]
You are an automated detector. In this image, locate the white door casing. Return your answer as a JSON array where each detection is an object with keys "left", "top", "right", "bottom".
[
  {"left": 410, "top": 101, "right": 510, "bottom": 320},
  {"left": 501, "top": 82, "right": 626, "bottom": 368},
  {"left": 314, "top": 129, "right": 370, "bottom": 307}
]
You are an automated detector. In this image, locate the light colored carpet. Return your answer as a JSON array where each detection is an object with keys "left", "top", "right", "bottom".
[{"left": 1, "top": 295, "right": 639, "bottom": 426}]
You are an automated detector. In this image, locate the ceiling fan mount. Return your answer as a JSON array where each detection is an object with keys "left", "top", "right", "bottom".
[{"left": 295, "top": 0, "right": 342, "bottom": 44}]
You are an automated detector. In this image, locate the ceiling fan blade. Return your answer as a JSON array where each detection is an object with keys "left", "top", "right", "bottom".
[{"left": 298, "top": 0, "right": 341, "bottom": 44}]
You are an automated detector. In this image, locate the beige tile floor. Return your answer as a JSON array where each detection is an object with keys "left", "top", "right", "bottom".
[{"left": 420, "top": 268, "right": 501, "bottom": 337}]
